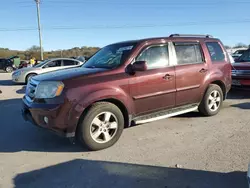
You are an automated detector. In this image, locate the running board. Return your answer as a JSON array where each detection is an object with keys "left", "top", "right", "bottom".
[{"left": 134, "top": 106, "right": 198, "bottom": 124}]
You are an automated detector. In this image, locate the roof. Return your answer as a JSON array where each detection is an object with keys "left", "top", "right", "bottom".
[
  {"left": 111, "top": 35, "right": 218, "bottom": 46},
  {"left": 47, "top": 57, "right": 82, "bottom": 61}
]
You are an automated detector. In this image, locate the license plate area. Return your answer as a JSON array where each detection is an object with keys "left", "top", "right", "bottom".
[{"left": 232, "top": 79, "right": 241, "bottom": 86}]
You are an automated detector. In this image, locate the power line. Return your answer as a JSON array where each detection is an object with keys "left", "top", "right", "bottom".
[
  {"left": 44, "top": 0, "right": 250, "bottom": 3},
  {"left": 1, "top": 19, "right": 250, "bottom": 32}
]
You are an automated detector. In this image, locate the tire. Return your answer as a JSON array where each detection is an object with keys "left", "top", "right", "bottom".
[
  {"left": 198, "top": 84, "right": 223, "bottom": 116},
  {"left": 5, "top": 66, "right": 13, "bottom": 73},
  {"left": 25, "top": 73, "right": 37, "bottom": 84},
  {"left": 77, "top": 102, "right": 124, "bottom": 151}
]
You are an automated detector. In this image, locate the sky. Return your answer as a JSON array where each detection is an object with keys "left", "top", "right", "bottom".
[{"left": 0, "top": 0, "right": 250, "bottom": 51}]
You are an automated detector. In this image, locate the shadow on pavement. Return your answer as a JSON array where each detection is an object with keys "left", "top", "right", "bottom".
[
  {"left": 0, "top": 79, "right": 14, "bottom": 86},
  {"left": 0, "top": 98, "right": 83, "bottom": 153},
  {"left": 16, "top": 86, "right": 26, "bottom": 94},
  {"left": 231, "top": 102, "right": 250, "bottom": 110},
  {"left": 13, "top": 159, "right": 248, "bottom": 188},
  {"left": 227, "top": 88, "right": 250, "bottom": 100}
]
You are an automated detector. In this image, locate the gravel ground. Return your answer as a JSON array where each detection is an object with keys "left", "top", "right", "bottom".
[{"left": 0, "top": 73, "right": 249, "bottom": 188}]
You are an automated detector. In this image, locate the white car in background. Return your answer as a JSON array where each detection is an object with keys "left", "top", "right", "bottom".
[{"left": 12, "top": 58, "right": 85, "bottom": 84}]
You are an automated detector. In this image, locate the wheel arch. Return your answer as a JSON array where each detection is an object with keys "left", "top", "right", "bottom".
[
  {"left": 25, "top": 72, "right": 37, "bottom": 83},
  {"left": 76, "top": 97, "right": 131, "bottom": 133},
  {"left": 210, "top": 80, "right": 226, "bottom": 100}
]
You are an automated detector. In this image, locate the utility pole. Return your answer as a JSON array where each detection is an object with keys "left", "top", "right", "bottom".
[{"left": 35, "top": 0, "right": 43, "bottom": 60}]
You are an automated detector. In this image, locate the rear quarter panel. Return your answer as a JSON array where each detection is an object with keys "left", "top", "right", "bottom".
[{"left": 201, "top": 40, "right": 232, "bottom": 96}]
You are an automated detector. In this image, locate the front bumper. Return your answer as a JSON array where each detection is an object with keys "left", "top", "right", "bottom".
[
  {"left": 232, "top": 77, "right": 250, "bottom": 86},
  {"left": 22, "top": 97, "right": 75, "bottom": 138},
  {"left": 12, "top": 74, "right": 25, "bottom": 83}
]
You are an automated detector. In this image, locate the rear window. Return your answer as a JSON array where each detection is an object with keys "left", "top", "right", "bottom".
[{"left": 206, "top": 42, "right": 225, "bottom": 62}]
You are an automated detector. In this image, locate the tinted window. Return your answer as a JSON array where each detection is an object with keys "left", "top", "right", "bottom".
[
  {"left": 63, "top": 60, "right": 77, "bottom": 66},
  {"left": 136, "top": 45, "right": 169, "bottom": 69},
  {"left": 238, "top": 50, "right": 250, "bottom": 62},
  {"left": 44, "top": 60, "right": 62, "bottom": 68},
  {"left": 206, "top": 42, "right": 225, "bottom": 62},
  {"left": 174, "top": 43, "right": 203, "bottom": 65}
]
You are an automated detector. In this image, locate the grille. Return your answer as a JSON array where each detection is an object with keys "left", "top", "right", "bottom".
[{"left": 231, "top": 70, "right": 250, "bottom": 76}]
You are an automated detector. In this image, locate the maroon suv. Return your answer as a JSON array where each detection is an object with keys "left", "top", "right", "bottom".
[
  {"left": 22, "top": 34, "right": 231, "bottom": 150},
  {"left": 231, "top": 49, "right": 250, "bottom": 86}
]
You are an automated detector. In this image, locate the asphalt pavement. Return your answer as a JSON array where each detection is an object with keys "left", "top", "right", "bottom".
[{"left": 0, "top": 73, "right": 249, "bottom": 188}]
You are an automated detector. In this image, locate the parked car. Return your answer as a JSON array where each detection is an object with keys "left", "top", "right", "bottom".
[
  {"left": 231, "top": 49, "right": 247, "bottom": 60},
  {"left": 22, "top": 34, "right": 231, "bottom": 151},
  {"left": 231, "top": 49, "right": 250, "bottom": 86},
  {"left": 0, "top": 58, "right": 15, "bottom": 73},
  {"left": 248, "top": 164, "right": 250, "bottom": 188},
  {"left": 12, "top": 58, "right": 85, "bottom": 84}
]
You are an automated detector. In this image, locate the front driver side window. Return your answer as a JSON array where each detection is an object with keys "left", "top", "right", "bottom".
[
  {"left": 136, "top": 45, "right": 169, "bottom": 69},
  {"left": 239, "top": 50, "right": 250, "bottom": 62},
  {"left": 44, "top": 60, "right": 62, "bottom": 68}
]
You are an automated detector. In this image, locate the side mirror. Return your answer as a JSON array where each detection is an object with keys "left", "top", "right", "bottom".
[{"left": 132, "top": 61, "right": 147, "bottom": 72}]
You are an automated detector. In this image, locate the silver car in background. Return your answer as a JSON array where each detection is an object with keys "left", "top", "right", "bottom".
[{"left": 12, "top": 58, "right": 84, "bottom": 84}]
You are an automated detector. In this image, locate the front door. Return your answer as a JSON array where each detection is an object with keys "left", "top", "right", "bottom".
[
  {"left": 173, "top": 42, "right": 208, "bottom": 106},
  {"left": 42, "top": 60, "right": 63, "bottom": 73},
  {"left": 129, "top": 44, "right": 176, "bottom": 116}
]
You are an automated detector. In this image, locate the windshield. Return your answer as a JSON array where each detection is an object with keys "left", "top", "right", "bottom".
[
  {"left": 236, "top": 50, "right": 250, "bottom": 62},
  {"left": 34, "top": 59, "right": 50, "bottom": 67},
  {"left": 83, "top": 42, "right": 137, "bottom": 69}
]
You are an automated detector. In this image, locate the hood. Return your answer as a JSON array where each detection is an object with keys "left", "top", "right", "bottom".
[
  {"left": 33, "top": 67, "right": 107, "bottom": 82},
  {"left": 232, "top": 62, "right": 250, "bottom": 70},
  {"left": 17, "top": 67, "right": 40, "bottom": 73}
]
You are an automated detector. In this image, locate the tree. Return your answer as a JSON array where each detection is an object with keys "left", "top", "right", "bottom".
[
  {"left": 27, "top": 45, "right": 43, "bottom": 52},
  {"left": 224, "top": 45, "right": 231, "bottom": 49},
  {"left": 234, "top": 43, "right": 248, "bottom": 48}
]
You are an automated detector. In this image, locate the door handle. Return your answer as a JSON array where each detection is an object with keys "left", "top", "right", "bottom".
[
  {"left": 163, "top": 74, "right": 172, "bottom": 80},
  {"left": 199, "top": 68, "right": 208, "bottom": 73}
]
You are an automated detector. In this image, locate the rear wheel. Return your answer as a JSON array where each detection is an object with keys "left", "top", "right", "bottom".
[
  {"left": 25, "top": 73, "right": 37, "bottom": 84},
  {"left": 77, "top": 102, "right": 124, "bottom": 151},
  {"left": 199, "top": 84, "right": 223, "bottom": 116},
  {"left": 5, "top": 66, "right": 13, "bottom": 73}
]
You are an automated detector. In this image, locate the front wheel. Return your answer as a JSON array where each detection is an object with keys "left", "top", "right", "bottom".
[
  {"left": 25, "top": 73, "right": 37, "bottom": 84},
  {"left": 199, "top": 84, "right": 223, "bottom": 116},
  {"left": 77, "top": 102, "right": 124, "bottom": 151}
]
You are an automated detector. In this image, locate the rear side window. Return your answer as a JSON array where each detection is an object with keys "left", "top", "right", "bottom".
[
  {"left": 174, "top": 42, "right": 203, "bottom": 65},
  {"left": 63, "top": 60, "right": 77, "bottom": 66},
  {"left": 206, "top": 42, "right": 225, "bottom": 62}
]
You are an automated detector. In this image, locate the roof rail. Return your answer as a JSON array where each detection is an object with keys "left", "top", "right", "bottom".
[{"left": 169, "top": 34, "right": 213, "bottom": 38}]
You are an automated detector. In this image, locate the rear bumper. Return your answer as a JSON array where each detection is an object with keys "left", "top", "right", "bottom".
[{"left": 22, "top": 97, "right": 75, "bottom": 138}]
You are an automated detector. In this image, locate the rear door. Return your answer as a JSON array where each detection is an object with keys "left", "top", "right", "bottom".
[
  {"left": 62, "top": 59, "right": 80, "bottom": 68},
  {"left": 173, "top": 41, "right": 208, "bottom": 106},
  {"left": 0, "top": 59, "right": 4, "bottom": 70},
  {"left": 129, "top": 43, "right": 176, "bottom": 115}
]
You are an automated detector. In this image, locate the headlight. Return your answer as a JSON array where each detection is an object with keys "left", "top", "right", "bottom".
[
  {"left": 35, "top": 81, "right": 64, "bottom": 99},
  {"left": 13, "top": 70, "right": 22, "bottom": 76},
  {"left": 16, "top": 71, "right": 22, "bottom": 76}
]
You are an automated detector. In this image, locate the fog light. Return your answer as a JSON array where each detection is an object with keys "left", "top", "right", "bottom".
[{"left": 44, "top": 117, "right": 49, "bottom": 124}]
